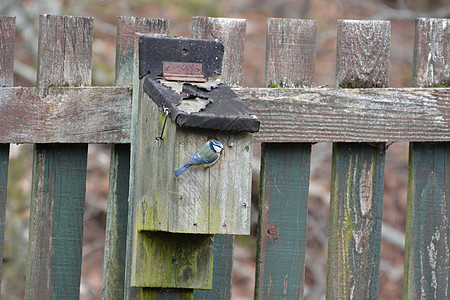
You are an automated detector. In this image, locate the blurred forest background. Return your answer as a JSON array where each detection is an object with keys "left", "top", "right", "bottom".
[{"left": 1, "top": 0, "right": 449, "bottom": 299}]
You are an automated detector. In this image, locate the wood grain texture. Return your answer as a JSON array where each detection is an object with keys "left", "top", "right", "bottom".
[
  {"left": 413, "top": 18, "right": 450, "bottom": 88},
  {"left": 191, "top": 17, "right": 247, "bottom": 299},
  {"left": 0, "top": 16, "right": 14, "bottom": 293},
  {"left": 237, "top": 87, "right": 450, "bottom": 143},
  {"left": 131, "top": 231, "right": 214, "bottom": 289},
  {"left": 103, "top": 144, "right": 131, "bottom": 300},
  {"left": 327, "top": 143, "right": 385, "bottom": 299},
  {"left": 37, "top": 15, "right": 93, "bottom": 97},
  {"left": 265, "top": 18, "right": 316, "bottom": 87},
  {"left": 326, "top": 20, "right": 390, "bottom": 299},
  {"left": 336, "top": 20, "right": 390, "bottom": 88},
  {"left": 192, "top": 16, "right": 246, "bottom": 87},
  {"left": 404, "top": 143, "right": 450, "bottom": 299},
  {"left": 25, "top": 15, "right": 92, "bottom": 299},
  {"left": 133, "top": 96, "right": 252, "bottom": 235},
  {"left": 0, "top": 86, "right": 449, "bottom": 144},
  {"left": 0, "top": 144, "right": 7, "bottom": 293},
  {"left": 255, "top": 143, "right": 311, "bottom": 299},
  {"left": 0, "top": 16, "right": 15, "bottom": 87},
  {"left": 193, "top": 236, "right": 234, "bottom": 300},
  {"left": 0, "top": 86, "right": 132, "bottom": 143},
  {"left": 106, "top": 16, "right": 168, "bottom": 300},
  {"left": 141, "top": 288, "right": 193, "bottom": 300},
  {"left": 25, "top": 144, "right": 88, "bottom": 299},
  {"left": 404, "top": 18, "right": 450, "bottom": 300},
  {"left": 255, "top": 18, "right": 316, "bottom": 300}
]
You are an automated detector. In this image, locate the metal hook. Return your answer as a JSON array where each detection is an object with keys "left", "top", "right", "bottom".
[{"left": 156, "top": 106, "right": 170, "bottom": 143}]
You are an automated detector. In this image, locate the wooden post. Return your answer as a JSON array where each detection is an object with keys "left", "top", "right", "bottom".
[
  {"left": 25, "top": 15, "right": 93, "bottom": 299},
  {"left": 404, "top": 18, "right": 450, "bottom": 300},
  {"left": 265, "top": 18, "right": 316, "bottom": 88},
  {"left": 103, "top": 16, "right": 169, "bottom": 300},
  {"left": 326, "top": 20, "right": 390, "bottom": 299},
  {"left": 255, "top": 18, "right": 316, "bottom": 299},
  {"left": 191, "top": 16, "right": 246, "bottom": 300},
  {"left": 0, "top": 16, "right": 15, "bottom": 293}
]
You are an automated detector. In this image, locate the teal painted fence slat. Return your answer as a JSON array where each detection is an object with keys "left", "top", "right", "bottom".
[
  {"left": 191, "top": 16, "right": 246, "bottom": 299},
  {"left": 25, "top": 15, "right": 93, "bottom": 299},
  {"left": 0, "top": 16, "right": 15, "bottom": 293},
  {"left": 404, "top": 18, "right": 450, "bottom": 300},
  {"left": 255, "top": 18, "right": 316, "bottom": 299},
  {"left": 405, "top": 143, "right": 450, "bottom": 299},
  {"left": 193, "top": 235, "right": 234, "bottom": 299},
  {"left": 0, "top": 144, "right": 9, "bottom": 290},
  {"left": 104, "top": 16, "right": 169, "bottom": 300},
  {"left": 255, "top": 143, "right": 311, "bottom": 298},
  {"left": 103, "top": 143, "right": 130, "bottom": 299},
  {"left": 327, "top": 143, "right": 385, "bottom": 299},
  {"left": 327, "top": 20, "right": 390, "bottom": 299},
  {"left": 26, "top": 144, "right": 88, "bottom": 299}
]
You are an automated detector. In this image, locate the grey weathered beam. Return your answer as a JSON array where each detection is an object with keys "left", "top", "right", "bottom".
[
  {"left": 0, "top": 86, "right": 449, "bottom": 144},
  {"left": 0, "top": 86, "right": 131, "bottom": 143},
  {"left": 238, "top": 87, "right": 450, "bottom": 143}
]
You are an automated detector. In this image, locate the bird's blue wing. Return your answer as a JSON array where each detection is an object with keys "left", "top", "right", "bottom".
[{"left": 187, "top": 143, "right": 217, "bottom": 165}]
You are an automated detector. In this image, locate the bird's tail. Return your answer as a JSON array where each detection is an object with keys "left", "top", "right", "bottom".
[{"left": 174, "top": 164, "right": 191, "bottom": 177}]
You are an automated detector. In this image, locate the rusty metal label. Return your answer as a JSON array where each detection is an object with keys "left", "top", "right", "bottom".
[{"left": 162, "top": 61, "right": 206, "bottom": 82}]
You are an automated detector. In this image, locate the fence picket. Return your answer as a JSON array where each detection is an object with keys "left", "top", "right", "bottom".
[
  {"left": 191, "top": 16, "right": 247, "bottom": 300},
  {"left": 255, "top": 18, "right": 316, "bottom": 299},
  {"left": 0, "top": 16, "right": 15, "bottom": 294},
  {"left": 404, "top": 18, "right": 450, "bottom": 300},
  {"left": 25, "top": 15, "right": 93, "bottom": 299},
  {"left": 105, "top": 16, "right": 169, "bottom": 300},
  {"left": 326, "top": 20, "right": 390, "bottom": 299}
]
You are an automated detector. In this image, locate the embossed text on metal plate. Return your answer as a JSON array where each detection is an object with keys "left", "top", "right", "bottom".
[{"left": 162, "top": 62, "right": 206, "bottom": 82}]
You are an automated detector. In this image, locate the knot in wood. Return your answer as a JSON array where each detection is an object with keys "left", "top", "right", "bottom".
[{"left": 267, "top": 223, "right": 279, "bottom": 239}]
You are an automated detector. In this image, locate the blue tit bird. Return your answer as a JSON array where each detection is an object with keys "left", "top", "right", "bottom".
[{"left": 174, "top": 140, "right": 224, "bottom": 177}]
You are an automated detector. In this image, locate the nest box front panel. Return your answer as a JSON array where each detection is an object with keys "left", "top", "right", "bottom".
[{"left": 134, "top": 93, "right": 252, "bottom": 235}]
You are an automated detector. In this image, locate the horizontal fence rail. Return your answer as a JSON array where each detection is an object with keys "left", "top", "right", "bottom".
[
  {"left": 0, "top": 87, "right": 448, "bottom": 143},
  {"left": 0, "top": 13, "right": 448, "bottom": 300}
]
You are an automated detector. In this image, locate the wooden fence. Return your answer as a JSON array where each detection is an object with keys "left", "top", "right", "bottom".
[{"left": 0, "top": 14, "right": 449, "bottom": 299}]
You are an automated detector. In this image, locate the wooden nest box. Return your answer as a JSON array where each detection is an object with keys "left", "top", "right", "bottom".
[{"left": 133, "top": 35, "right": 260, "bottom": 236}]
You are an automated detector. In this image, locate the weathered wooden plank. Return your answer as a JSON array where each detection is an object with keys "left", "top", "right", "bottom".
[
  {"left": 413, "top": 18, "right": 450, "bottom": 88},
  {"left": 0, "top": 144, "right": 7, "bottom": 292},
  {"left": 25, "top": 15, "right": 93, "bottom": 299},
  {"left": 237, "top": 87, "right": 450, "bottom": 143},
  {"left": 0, "top": 16, "right": 15, "bottom": 87},
  {"left": 326, "top": 20, "right": 390, "bottom": 300},
  {"left": 104, "top": 16, "right": 168, "bottom": 300},
  {"left": 265, "top": 18, "right": 316, "bottom": 87},
  {"left": 327, "top": 143, "right": 385, "bottom": 299},
  {"left": 336, "top": 19, "right": 390, "bottom": 88},
  {"left": 0, "top": 86, "right": 449, "bottom": 144},
  {"left": 255, "top": 18, "right": 315, "bottom": 299},
  {"left": 193, "top": 235, "right": 234, "bottom": 300},
  {"left": 404, "top": 18, "right": 450, "bottom": 300},
  {"left": 0, "top": 86, "right": 131, "bottom": 143},
  {"left": 102, "top": 144, "right": 131, "bottom": 299},
  {"left": 0, "top": 16, "right": 15, "bottom": 293},
  {"left": 404, "top": 143, "right": 450, "bottom": 299},
  {"left": 192, "top": 16, "right": 246, "bottom": 87},
  {"left": 191, "top": 16, "right": 247, "bottom": 299},
  {"left": 37, "top": 14, "right": 93, "bottom": 97},
  {"left": 255, "top": 143, "right": 311, "bottom": 299},
  {"left": 131, "top": 231, "right": 214, "bottom": 289},
  {"left": 141, "top": 288, "right": 193, "bottom": 300},
  {"left": 25, "top": 144, "right": 88, "bottom": 299}
]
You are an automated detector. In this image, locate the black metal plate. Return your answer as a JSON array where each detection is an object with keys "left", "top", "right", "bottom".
[{"left": 139, "top": 35, "right": 224, "bottom": 79}]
